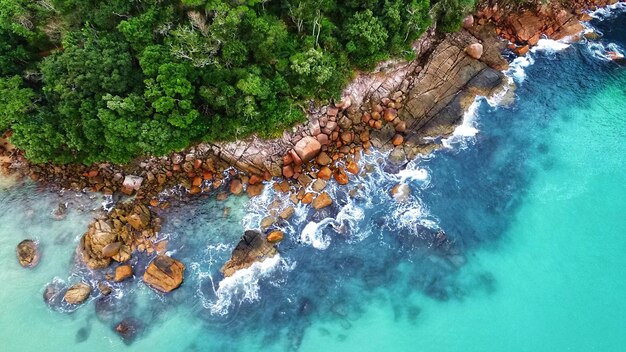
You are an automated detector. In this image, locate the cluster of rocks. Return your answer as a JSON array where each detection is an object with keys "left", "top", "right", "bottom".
[
  {"left": 474, "top": 0, "right": 623, "bottom": 55},
  {"left": 79, "top": 202, "right": 157, "bottom": 269}
]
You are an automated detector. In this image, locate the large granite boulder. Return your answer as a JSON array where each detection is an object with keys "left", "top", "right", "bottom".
[
  {"left": 63, "top": 283, "right": 91, "bottom": 305},
  {"left": 221, "top": 230, "right": 278, "bottom": 277},
  {"left": 16, "top": 239, "right": 40, "bottom": 268},
  {"left": 293, "top": 136, "right": 321, "bottom": 163},
  {"left": 143, "top": 255, "right": 185, "bottom": 293}
]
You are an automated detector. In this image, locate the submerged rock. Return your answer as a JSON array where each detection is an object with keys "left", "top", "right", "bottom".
[
  {"left": 115, "top": 317, "right": 142, "bottom": 344},
  {"left": 52, "top": 203, "right": 68, "bottom": 220},
  {"left": 16, "top": 239, "right": 40, "bottom": 268},
  {"left": 221, "top": 230, "right": 278, "bottom": 277},
  {"left": 391, "top": 183, "right": 411, "bottom": 202},
  {"left": 143, "top": 255, "right": 185, "bottom": 293},
  {"left": 63, "top": 283, "right": 91, "bottom": 305},
  {"left": 98, "top": 282, "right": 112, "bottom": 296}
]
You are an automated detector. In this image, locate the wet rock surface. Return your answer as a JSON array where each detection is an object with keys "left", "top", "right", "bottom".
[
  {"left": 16, "top": 239, "right": 40, "bottom": 268},
  {"left": 63, "top": 283, "right": 91, "bottom": 305},
  {"left": 221, "top": 230, "right": 278, "bottom": 277},
  {"left": 143, "top": 255, "right": 185, "bottom": 293},
  {"left": 79, "top": 203, "right": 156, "bottom": 270}
]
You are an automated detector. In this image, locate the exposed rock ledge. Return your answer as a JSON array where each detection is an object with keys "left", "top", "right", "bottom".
[{"left": 208, "top": 28, "right": 506, "bottom": 176}]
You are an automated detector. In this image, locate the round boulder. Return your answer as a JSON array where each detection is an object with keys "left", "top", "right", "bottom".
[
  {"left": 465, "top": 43, "right": 484, "bottom": 60},
  {"left": 63, "top": 283, "right": 91, "bottom": 305},
  {"left": 16, "top": 239, "right": 40, "bottom": 268}
]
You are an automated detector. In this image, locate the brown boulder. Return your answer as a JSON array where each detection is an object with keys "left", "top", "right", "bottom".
[
  {"left": 311, "top": 179, "right": 327, "bottom": 192},
  {"left": 282, "top": 165, "right": 294, "bottom": 178},
  {"left": 317, "top": 166, "right": 332, "bottom": 180},
  {"left": 16, "top": 239, "right": 40, "bottom": 268},
  {"left": 312, "top": 192, "right": 333, "bottom": 210},
  {"left": 301, "top": 193, "right": 314, "bottom": 204},
  {"left": 126, "top": 204, "right": 151, "bottom": 231},
  {"left": 463, "top": 15, "right": 474, "bottom": 29},
  {"left": 346, "top": 161, "right": 359, "bottom": 175},
  {"left": 383, "top": 108, "right": 398, "bottom": 122},
  {"left": 114, "top": 265, "right": 133, "bottom": 282},
  {"left": 266, "top": 230, "right": 284, "bottom": 243},
  {"left": 229, "top": 179, "right": 243, "bottom": 195},
  {"left": 280, "top": 206, "right": 295, "bottom": 220},
  {"left": 63, "top": 283, "right": 91, "bottom": 305},
  {"left": 294, "top": 136, "right": 322, "bottom": 162},
  {"left": 465, "top": 43, "right": 484, "bottom": 60},
  {"left": 514, "top": 45, "right": 530, "bottom": 56},
  {"left": 143, "top": 255, "right": 185, "bottom": 293},
  {"left": 333, "top": 168, "right": 349, "bottom": 185},
  {"left": 101, "top": 242, "right": 122, "bottom": 258},
  {"left": 392, "top": 134, "right": 404, "bottom": 146},
  {"left": 316, "top": 152, "right": 332, "bottom": 166},
  {"left": 247, "top": 184, "right": 264, "bottom": 197},
  {"left": 221, "top": 230, "right": 278, "bottom": 277}
]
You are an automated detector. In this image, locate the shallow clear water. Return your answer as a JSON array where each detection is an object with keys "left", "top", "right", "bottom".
[{"left": 1, "top": 7, "right": 625, "bottom": 352}]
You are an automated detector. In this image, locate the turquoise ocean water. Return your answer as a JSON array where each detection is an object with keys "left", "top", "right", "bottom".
[{"left": 1, "top": 7, "right": 625, "bottom": 352}]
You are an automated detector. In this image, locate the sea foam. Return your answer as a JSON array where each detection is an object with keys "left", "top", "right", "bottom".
[{"left": 207, "top": 254, "right": 288, "bottom": 316}]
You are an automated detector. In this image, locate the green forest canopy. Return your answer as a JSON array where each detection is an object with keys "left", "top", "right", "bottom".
[{"left": 0, "top": 0, "right": 476, "bottom": 164}]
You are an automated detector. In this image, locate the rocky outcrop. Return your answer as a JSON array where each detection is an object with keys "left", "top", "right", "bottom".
[
  {"left": 221, "top": 230, "right": 278, "bottom": 277},
  {"left": 16, "top": 239, "right": 40, "bottom": 268},
  {"left": 143, "top": 255, "right": 185, "bottom": 293},
  {"left": 79, "top": 203, "right": 156, "bottom": 270},
  {"left": 370, "top": 32, "right": 505, "bottom": 164},
  {"left": 63, "top": 283, "right": 91, "bottom": 305},
  {"left": 475, "top": 1, "right": 602, "bottom": 55}
]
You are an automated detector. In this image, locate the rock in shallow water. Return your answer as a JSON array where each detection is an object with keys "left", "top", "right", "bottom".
[
  {"left": 143, "top": 255, "right": 185, "bottom": 293},
  {"left": 115, "top": 317, "right": 142, "bottom": 344},
  {"left": 114, "top": 265, "right": 133, "bottom": 282},
  {"left": 221, "top": 230, "right": 277, "bottom": 277},
  {"left": 63, "top": 283, "right": 91, "bottom": 305},
  {"left": 16, "top": 239, "right": 40, "bottom": 268}
]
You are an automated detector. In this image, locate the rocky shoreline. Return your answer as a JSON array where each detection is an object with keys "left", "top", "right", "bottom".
[{"left": 2, "top": 0, "right": 620, "bottom": 338}]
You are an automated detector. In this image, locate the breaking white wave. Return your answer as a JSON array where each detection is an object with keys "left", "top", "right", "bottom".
[
  {"left": 442, "top": 97, "right": 481, "bottom": 149},
  {"left": 507, "top": 39, "right": 571, "bottom": 84},
  {"left": 588, "top": 41, "right": 624, "bottom": 61},
  {"left": 589, "top": 2, "right": 626, "bottom": 20},
  {"left": 532, "top": 38, "right": 571, "bottom": 53},
  {"left": 300, "top": 218, "right": 334, "bottom": 250},
  {"left": 207, "top": 255, "right": 289, "bottom": 316}
]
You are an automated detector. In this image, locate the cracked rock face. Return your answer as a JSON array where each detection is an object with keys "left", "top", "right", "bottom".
[
  {"left": 221, "top": 230, "right": 277, "bottom": 277},
  {"left": 143, "top": 255, "right": 185, "bottom": 293}
]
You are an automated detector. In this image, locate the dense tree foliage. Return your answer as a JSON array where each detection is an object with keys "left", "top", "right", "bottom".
[{"left": 0, "top": 0, "right": 475, "bottom": 164}]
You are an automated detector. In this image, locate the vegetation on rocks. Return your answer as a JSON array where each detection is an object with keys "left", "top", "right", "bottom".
[{"left": 0, "top": 0, "right": 478, "bottom": 165}]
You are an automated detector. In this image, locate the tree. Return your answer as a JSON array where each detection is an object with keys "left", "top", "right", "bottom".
[
  {"left": 0, "top": 76, "right": 34, "bottom": 130},
  {"left": 343, "top": 10, "right": 389, "bottom": 68}
]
